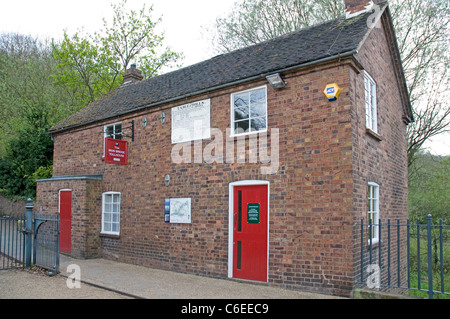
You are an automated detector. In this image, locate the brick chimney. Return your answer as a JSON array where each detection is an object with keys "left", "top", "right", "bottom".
[
  {"left": 123, "top": 64, "right": 143, "bottom": 85},
  {"left": 345, "top": 0, "right": 382, "bottom": 18}
]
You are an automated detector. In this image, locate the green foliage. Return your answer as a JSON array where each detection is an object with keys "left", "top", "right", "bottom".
[
  {"left": 409, "top": 152, "right": 450, "bottom": 224},
  {"left": 52, "top": 0, "right": 183, "bottom": 105},
  {"left": 0, "top": 0, "right": 183, "bottom": 199},
  {"left": 0, "top": 127, "right": 53, "bottom": 198},
  {"left": 52, "top": 31, "right": 121, "bottom": 107}
]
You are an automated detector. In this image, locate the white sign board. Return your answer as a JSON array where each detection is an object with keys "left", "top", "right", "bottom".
[
  {"left": 169, "top": 198, "right": 192, "bottom": 223},
  {"left": 171, "top": 99, "right": 211, "bottom": 144}
]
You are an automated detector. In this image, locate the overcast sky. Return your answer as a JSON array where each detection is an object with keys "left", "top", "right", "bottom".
[
  {"left": 1, "top": 0, "right": 448, "bottom": 155},
  {"left": 0, "top": 0, "right": 236, "bottom": 66}
]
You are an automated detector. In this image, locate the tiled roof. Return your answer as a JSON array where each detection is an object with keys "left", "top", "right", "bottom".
[{"left": 49, "top": 3, "right": 389, "bottom": 133}]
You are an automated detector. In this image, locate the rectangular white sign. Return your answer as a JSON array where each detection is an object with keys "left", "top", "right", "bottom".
[
  {"left": 171, "top": 99, "right": 211, "bottom": 144},
  {"left": 169, "top": 198, "right": 192, "bottom": 223}
]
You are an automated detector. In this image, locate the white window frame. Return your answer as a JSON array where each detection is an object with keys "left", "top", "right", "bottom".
[
  {"left": 103, "top": 122, "right": 123, "bottom": 156},
  {"left": 230, "top": 85, "right": 268, "bottom": 137},
  {"left": 101, "top": 192, "right": 121, "bottom": 235},
  {"left": 364, "top": 72, "right": 377, "bottom": 133},
  {"left": 367, "top": 182, "right": 380, "bottom": 244},
  {"left": 104, "top": 122, "right": 123, "bottom": 140}
]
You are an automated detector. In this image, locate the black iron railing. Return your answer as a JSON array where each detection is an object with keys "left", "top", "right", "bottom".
[{"left": 357, "top": 215, "right": 449, "bottom": 299}]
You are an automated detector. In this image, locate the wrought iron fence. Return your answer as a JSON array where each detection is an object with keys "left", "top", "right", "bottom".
[
  {"left": 357, "top": 215, "right": 450, "bottom": 299},
  {"left": 0, "top": 216, "right": 26, "bottom": 270}
]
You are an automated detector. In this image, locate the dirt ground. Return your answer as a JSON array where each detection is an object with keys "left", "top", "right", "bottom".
[{"left": 0, "top": 267, "right": 132, "bottom": 299}]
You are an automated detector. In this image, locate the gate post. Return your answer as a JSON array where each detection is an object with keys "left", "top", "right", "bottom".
[{"left": 25, "top": 198, "right": 33, "bottom": 267}]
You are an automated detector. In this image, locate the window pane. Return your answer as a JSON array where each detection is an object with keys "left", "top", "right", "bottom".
[
  {"left": 104, "top": 203, "right": 112, "bottom": 213},
  {"left": 112, "top": 223, "right": 119, "bottom": 232},
  {"left": 114, "top": 124, "right": 123, "bottom": 140},
  {"left": 106, "top": 126, "right": 113, "bottom": 138},
  {"left": 250, "top": 102, "right": 266, "bottom": 118},
  {"left": 235, "top": 107, "right": 249, "bottom": 120},
  {"left": 235, "top": 120, "right": 249, "bottom": 135},
  {"left": 113, "top": 194, "right": 120, "bottom": 203},
  {"left": 103, "top": 222, "right": 111, "bottom": 232},
  {"left": 250, "top": 89, "right": 265, "bottom": 104},
  {"left": 250, "top": 117, "right": 267, "bottom": 132},
  {"left": 112, "top": 213, "right": 120, "bottom": 222},
  {"left": 234, "top": 93, "right": 249, "bottom": 108}
]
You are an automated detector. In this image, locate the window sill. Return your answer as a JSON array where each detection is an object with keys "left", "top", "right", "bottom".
[
  {"left": 230, "top": 128, "right": 268, "bottom": 139},
  {"left": 366, "top": 129, "right": 382, "bottom": 141},
  {"left": 100, "top": 233, "right": 120, "bottom": 239},
  {"left": 367, "top": 240, "right": 380, "bottom": 249}
]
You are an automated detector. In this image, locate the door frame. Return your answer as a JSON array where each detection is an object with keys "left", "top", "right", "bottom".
[
  {"left": 59, "top": 189, "right": 72, "bottom": 253},
  {"left": 228, "top": 180, "right": 270, "bottom": 281}
]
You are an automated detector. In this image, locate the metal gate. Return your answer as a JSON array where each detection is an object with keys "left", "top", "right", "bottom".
[
  {"left": 33, "top": 212, "right": 60, "bottom": 274},
  {"left": 1, "top": 199, "right": 59, "bottom": 274},
  {"left": 0, "top": 216, "right": 26, "bottom": 270}
]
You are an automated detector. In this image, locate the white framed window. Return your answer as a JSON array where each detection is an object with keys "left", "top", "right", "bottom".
[
  {"left": 105, "top": 122, "right": 123, "bottom": 140},
  {"left": 231, "top": 86, "right": 267, "bottom": 136},
  {"left": 101, "top": 192, "right": 121, "bottom": 235},
  {"left": 367, "top": 182, "right": 380, "bottom": 244},
  {"left": 364, "top": 72, "right": 377, "bottom": 133},
  {"left": 103, "top": 122, "right": 123, "bottom": 156}
]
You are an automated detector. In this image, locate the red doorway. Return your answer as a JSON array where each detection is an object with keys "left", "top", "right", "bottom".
[
  {"left": 59, "top": 190, "right": 72, "bottom": 253},
  {"left": 233, "top": 185, "right": 268, "bottom": 282}
]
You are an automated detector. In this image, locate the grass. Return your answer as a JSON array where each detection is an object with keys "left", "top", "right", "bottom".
[{"left": 408, "top": 233, "right": 450, "bottom": 299}]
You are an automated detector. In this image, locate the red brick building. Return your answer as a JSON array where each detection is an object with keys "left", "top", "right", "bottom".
[{"left": 37, "top": 1, "right": 412, "bottom": 297}]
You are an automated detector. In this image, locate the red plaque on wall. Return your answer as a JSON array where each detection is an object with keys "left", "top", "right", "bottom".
[{"left": 105, "top": 138, "right": 128, "bottom": 165}]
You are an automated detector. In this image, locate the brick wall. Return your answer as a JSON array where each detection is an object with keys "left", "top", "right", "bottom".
[
  {"left": 36, "top": 177, "right": 102, "bottom": 258},
  {"left": 349, "top": 22, "right": 409, "bottom": 287}
]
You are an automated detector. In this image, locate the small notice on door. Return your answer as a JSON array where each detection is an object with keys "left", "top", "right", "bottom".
[{"left": 247, "top": 203, "right": 260, "bottom": 224}]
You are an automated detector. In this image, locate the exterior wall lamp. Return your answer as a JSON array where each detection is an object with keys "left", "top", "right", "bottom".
[{"left": 266, "top": 73, "right": 286, "bottom": 89}]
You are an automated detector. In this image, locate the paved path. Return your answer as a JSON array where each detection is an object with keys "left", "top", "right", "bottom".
[
  {"left": 1, "top": 254, "right": 347, "bottom": 300},
  {"left": 58, "top": 255, "right": 345, "bottom": 299}
]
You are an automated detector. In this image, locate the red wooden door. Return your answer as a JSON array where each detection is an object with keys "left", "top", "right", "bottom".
[
  {"left": 233, "top": 185, "right": 268, "bottom": 282},
  {"left": 59, "top": 190, "right": 72, "bottom": 253}
]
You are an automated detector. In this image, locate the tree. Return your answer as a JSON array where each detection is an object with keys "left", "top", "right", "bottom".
[
  {"left": 0, "top": 34, "right": 58, "bottom": 198},
  {"left": 52, "top": 0, "right": 183, "bottom": 107},
  {"left": 52, "top": 31, "right": 119, "bottom": 107},
  {"left": 391, "top": 0, "right": 450, "bottom": 165},
  {"left": 0, "top": 33, "right": 77, "bottom": 154},
  {"left": 408, "top": 152, "right": 450, "bottom": 224},
  {"left": 98, "top": 0, "right": 183, "bottom": 78},
  {"left": 209, "top": 0, "right": 450, "bottom": 163},
  {"left": 211, "top": 0, "right": 343, "bottom": 53}
]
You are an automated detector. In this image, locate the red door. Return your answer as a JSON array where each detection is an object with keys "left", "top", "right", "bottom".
[
  {"left": 59, "top": 190, "right": 72, "bottom": 253},
  {"left": 233, "top": 185, "right": 268, "bottom": 282}
]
